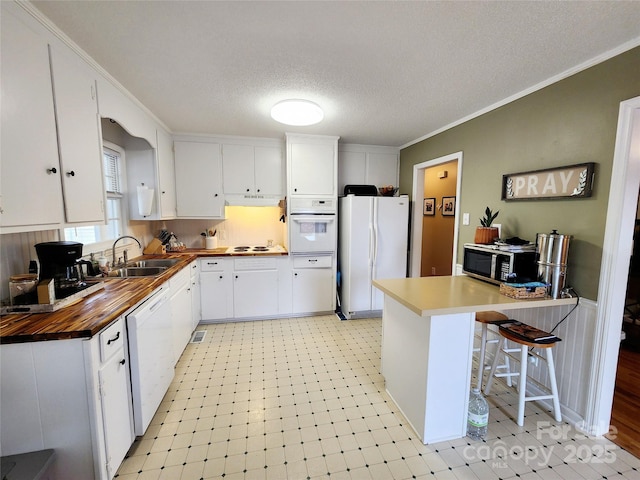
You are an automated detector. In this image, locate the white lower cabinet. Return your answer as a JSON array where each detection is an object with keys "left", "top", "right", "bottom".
[
  {"left": 199, "top": 255, "right": 335, "bottom": 321},
  {"left": 292, "top": 255, "right": 335, "bottom": 314},
  {"left": 0, "top": 317, "right": 134, "bottom": 480},
  {"left": 170, "top": 266, "right": 193, "bottom": 365},
  {"left": 189, "top": 260, "right": 201, "bottom": 329},
  {"left": 200, "top": 258, "right": 233, "bottom": 320},
  {"left": 233, "top": 257, "right": 279, "bottom": 318},
  {"left": 96, "top": 319, "right": 135, "bottom": 479}
]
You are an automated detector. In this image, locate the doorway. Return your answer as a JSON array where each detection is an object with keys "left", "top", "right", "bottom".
[
  {"left": 587, "top": 96, "right": 640, "bottom": 437},
  {"left": 409, "top": 152, "right": 463, "bottom": 278}
]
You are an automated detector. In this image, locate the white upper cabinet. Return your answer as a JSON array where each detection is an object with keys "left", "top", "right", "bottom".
[
  {"left": 0, "top": 4, "right": 64, "bottom": 231},
  {"left": 174, "top": 141, "right": 225, "bottom": 218},
  {"left": 49, "top": 46, "right": 105, "bottom": 224},
  {"left": 338, "top": 145, "right": 399, "bottom": 196},
  {"left": 222, "top": 144, "right": 284, "bottom": 202},
  {"left": 286, "top": 134, "right": 339, "bottom": 198}
]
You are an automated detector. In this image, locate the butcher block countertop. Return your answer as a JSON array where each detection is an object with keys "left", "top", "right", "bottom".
[
  {"left": 0, "top": 247, "right": 291, "bottom": 345},
  {"left": 372, "top": 275, "right": 577, "bottom": 317}
]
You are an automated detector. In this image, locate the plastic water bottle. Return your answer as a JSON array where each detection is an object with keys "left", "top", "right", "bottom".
[{"left": 467, "top": 387, "right": 489, "bottom": 440}]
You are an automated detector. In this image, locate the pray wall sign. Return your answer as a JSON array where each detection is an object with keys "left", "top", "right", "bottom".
[{"left": 501, "top": 162, "right": 595, "bottom": 201}]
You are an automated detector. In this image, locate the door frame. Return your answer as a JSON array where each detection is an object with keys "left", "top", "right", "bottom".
[
  {"left": 586, "top": 95, "right": 640, "bottom": 435},
  {"left": 409, "top": 151, "right": 463, "bottom": 278}
]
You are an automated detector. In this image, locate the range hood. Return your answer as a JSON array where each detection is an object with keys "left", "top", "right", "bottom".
[{"left": 225, "top": 194, "right": 282, "bottom": 207}]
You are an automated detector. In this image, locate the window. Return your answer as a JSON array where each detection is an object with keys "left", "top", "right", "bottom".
[{"left": 64, "top": 143, "right": 125, "bottom": 245}]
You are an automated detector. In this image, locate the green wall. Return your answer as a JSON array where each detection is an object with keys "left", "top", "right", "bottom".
[{"left": 400, "top": 46, "right": 640, "bottom": 300}]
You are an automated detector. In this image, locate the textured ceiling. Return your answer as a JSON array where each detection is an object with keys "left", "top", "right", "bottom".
[{"left": 32, "top": 1, "right": 640, "bottom": 147}]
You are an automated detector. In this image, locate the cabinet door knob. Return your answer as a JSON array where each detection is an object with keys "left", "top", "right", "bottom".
[
  {"left": 67, "top": 170, "right": 75, "bottom": 177},
  {"left": 214, "top": 193, "right": 218, "bottom": 197},
  {"left": 246, "top": 188, "right": 250, "bottom": 192},
  {"left": 46, "top": 167, "right": 57, "bottom": 174},
  {"left": 119, "top": 358, "right": 126, "bottom": 365},
  {"left": 219, "top": 275, "right": 223, "bottom": 279},
  {"left": 257, "top": 188, "right": 261, "bottom": 192}
]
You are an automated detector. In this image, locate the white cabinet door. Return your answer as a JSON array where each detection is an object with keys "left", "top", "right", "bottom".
[
  {"left": 338, "top": 151, "right": 367, "bottom": 195},
  {"left": 170, "top": 270, "right": 193, "bottom": 365},
  {"left": 174, "top": 141, "right": 224, "bottom": 218},
  {"left": 292, "top": 256, "right": 335, "bottom": 314},
  {"left": 200, "top": 259, "right": 233, "bottom": 320},
  {"left": 98, "top": 347, "right": 134, "bottom": 479},
  {"left": 288, "top": 142, "right": 336, "bottom": 196},
  {"left": 190, "top": 261, "right": 201, "bottom": 329},
  {"left": 233, "top": 270, "right": 278, "bottom": 318},
  {"left": 222, "top": 144, "right": 254, "bottom": 195},
  {"left": 366, "top": 152, "right": 399, "bottom": 189},
  {"left": 0, "top": 6, "right": 64, "bottom": 231},
  {"left": 156, "top": 128, "right": 177, "bottom": 219},
  {"left": 254, "top": 146, "right": 283, "bottom": 196},
  {"left": 49, "top": 46, "right": 105, "bottom": 224},
  {"left": 223, "top": 144, "right": 284, "bottom": 198}
]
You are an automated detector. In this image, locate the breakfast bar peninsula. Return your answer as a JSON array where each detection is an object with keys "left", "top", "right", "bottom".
[{"left": 372, "top": 275, "right": 575, "bottom": 444}]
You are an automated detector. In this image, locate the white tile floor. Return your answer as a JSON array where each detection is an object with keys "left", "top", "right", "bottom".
[{"left": 115, "top": 315, "right": 640, "bottom": 479}]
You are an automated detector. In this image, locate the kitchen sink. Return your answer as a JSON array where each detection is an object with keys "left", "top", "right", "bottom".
[
  {"left": 108, "top": 266, "right": 168, "bottom": 278},
  {"left": 126, "top": 258, "right": 181, "bottom": 268}
]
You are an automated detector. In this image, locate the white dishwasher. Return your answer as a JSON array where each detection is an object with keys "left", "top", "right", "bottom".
[{"left": 126, "top": 285, "right": 174, "bottom": 436}]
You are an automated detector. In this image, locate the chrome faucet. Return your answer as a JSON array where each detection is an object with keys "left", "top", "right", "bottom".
[{"left": 112, "top": 235, "right": 142, "bottom": 267}]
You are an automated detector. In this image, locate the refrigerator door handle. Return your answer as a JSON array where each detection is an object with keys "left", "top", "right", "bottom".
[
  {"left": 371, "top": 198, "right": 379, "bottom": 271},
  {"left": 368, "top": 220, "right": 375, "bottom": 267}
]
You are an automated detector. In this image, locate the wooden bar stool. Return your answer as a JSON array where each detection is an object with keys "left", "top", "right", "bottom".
[
  {"left": 484, "top": 325, "right": 562, "bottom": 426},
  {"left": 474, "top": 310, "right": 510, "bottom": 390}
]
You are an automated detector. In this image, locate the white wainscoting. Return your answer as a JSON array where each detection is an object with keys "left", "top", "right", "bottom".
[{"left": 491, "top": 298, "right": 598, "bottom": 426}]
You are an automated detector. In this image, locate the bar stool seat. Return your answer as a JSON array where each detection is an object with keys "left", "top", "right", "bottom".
[
  {"left": 474, "top": 311, "right": 510, "bottom": 390},
  {"left": 484, "top": 325, "right": 562, "bottom": 426}
]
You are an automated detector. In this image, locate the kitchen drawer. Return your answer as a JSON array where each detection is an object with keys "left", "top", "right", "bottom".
[
  {"left": 292, "top": 255, "right": 332, "bottom": 268},
  {"left": 200, "top": 258, "right": 229, "bottom": 272},
  {"left": 189, "top": 260, "right": 198, "bottom": 278},
  {"left": 99, "top": 317, "right": 125, "bottom": 363},
  {"left": 169, "top": 265, "right": 190, "bottom": 290},
  {"left": 234, "top": 257, "right": 277, "bottom": 271}
]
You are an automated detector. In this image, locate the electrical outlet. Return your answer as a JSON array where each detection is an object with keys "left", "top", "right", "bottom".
[
  {"left": 528, "top": 353, "right": 538, "bottom": 367},
  {"left": 431, "top": 267, "right": 436, "bottom": 275},
  {"left": 218, "top": 229, "right": 226, "bottom": 241}
]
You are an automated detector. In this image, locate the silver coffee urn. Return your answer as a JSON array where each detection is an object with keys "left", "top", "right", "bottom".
[{"left": 536, "top": 230, "right": 571, "bottom": 299}]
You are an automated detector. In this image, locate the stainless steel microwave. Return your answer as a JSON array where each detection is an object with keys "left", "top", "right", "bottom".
[{"left": 462, "top": 243, "right": 537, "bottom": 284}]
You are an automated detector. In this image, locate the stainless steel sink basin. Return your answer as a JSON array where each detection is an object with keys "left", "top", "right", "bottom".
[
  {"left": 126, "top": 259, "right": 181, "bottom": 268},
  {"left": 108, "top": 266, "right": 168, "bottom": 278}
]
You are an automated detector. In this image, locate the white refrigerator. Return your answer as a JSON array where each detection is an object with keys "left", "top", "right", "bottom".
[{"left": 339, "top": 195, "right": 409, "bottom": 319}]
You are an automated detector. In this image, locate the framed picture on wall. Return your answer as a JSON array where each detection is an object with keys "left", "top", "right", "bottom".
[
  {"left": 442, "top": 196, "right": 455, "bottom": 216},
  {"left": 423, "top": 198, "right": 435, "bottom": 216}
]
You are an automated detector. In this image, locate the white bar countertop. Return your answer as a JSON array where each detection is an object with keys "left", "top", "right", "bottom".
[{"left": 372, "top": 275, "right": 576, "bottom": 317}]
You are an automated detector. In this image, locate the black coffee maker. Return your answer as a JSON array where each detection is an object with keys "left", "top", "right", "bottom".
[{"left": 35, "top": 241, "right": 86, "bottom": 299}]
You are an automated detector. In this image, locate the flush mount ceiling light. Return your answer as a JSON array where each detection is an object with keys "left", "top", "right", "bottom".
[{"left": 270, "top": 99, "right": 324, "bottom": 126}]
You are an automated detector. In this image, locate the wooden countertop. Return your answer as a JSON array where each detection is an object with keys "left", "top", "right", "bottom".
[
  {"left": 372, "top": 275, "right": 577, "bottom": 317},
  {"left": 0, "top": 253, "right": 197, "bottom": 344},
  {"left": 1, "top": 248, "right": 290, "bottom": 344}
]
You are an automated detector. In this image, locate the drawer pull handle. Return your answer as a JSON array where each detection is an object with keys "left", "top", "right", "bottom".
[
  {"left": 107, "top": 331, "right": 120, "bottom": 345},
  {"left": 308, "top": 259, "right": 318, "bottom": 263}
]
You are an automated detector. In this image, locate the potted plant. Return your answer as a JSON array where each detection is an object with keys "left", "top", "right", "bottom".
[{"left": 474, "top": 207, "right": 500, "bottom": 244}]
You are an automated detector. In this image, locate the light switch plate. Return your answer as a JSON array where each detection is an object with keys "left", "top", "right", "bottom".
[{"left": 463, "top": 213, "right": 470, "bottom": 225}]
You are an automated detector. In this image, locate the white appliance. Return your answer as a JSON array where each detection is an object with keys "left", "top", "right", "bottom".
[
  {"left": 339, "top": 195, "right": 409, "bottom": 319},
  {"left": 289, "top": 214, "right": 337, "bottom": 254},
  {"left": 126, "top": 285, "right": 174, "bottom": 435}
]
